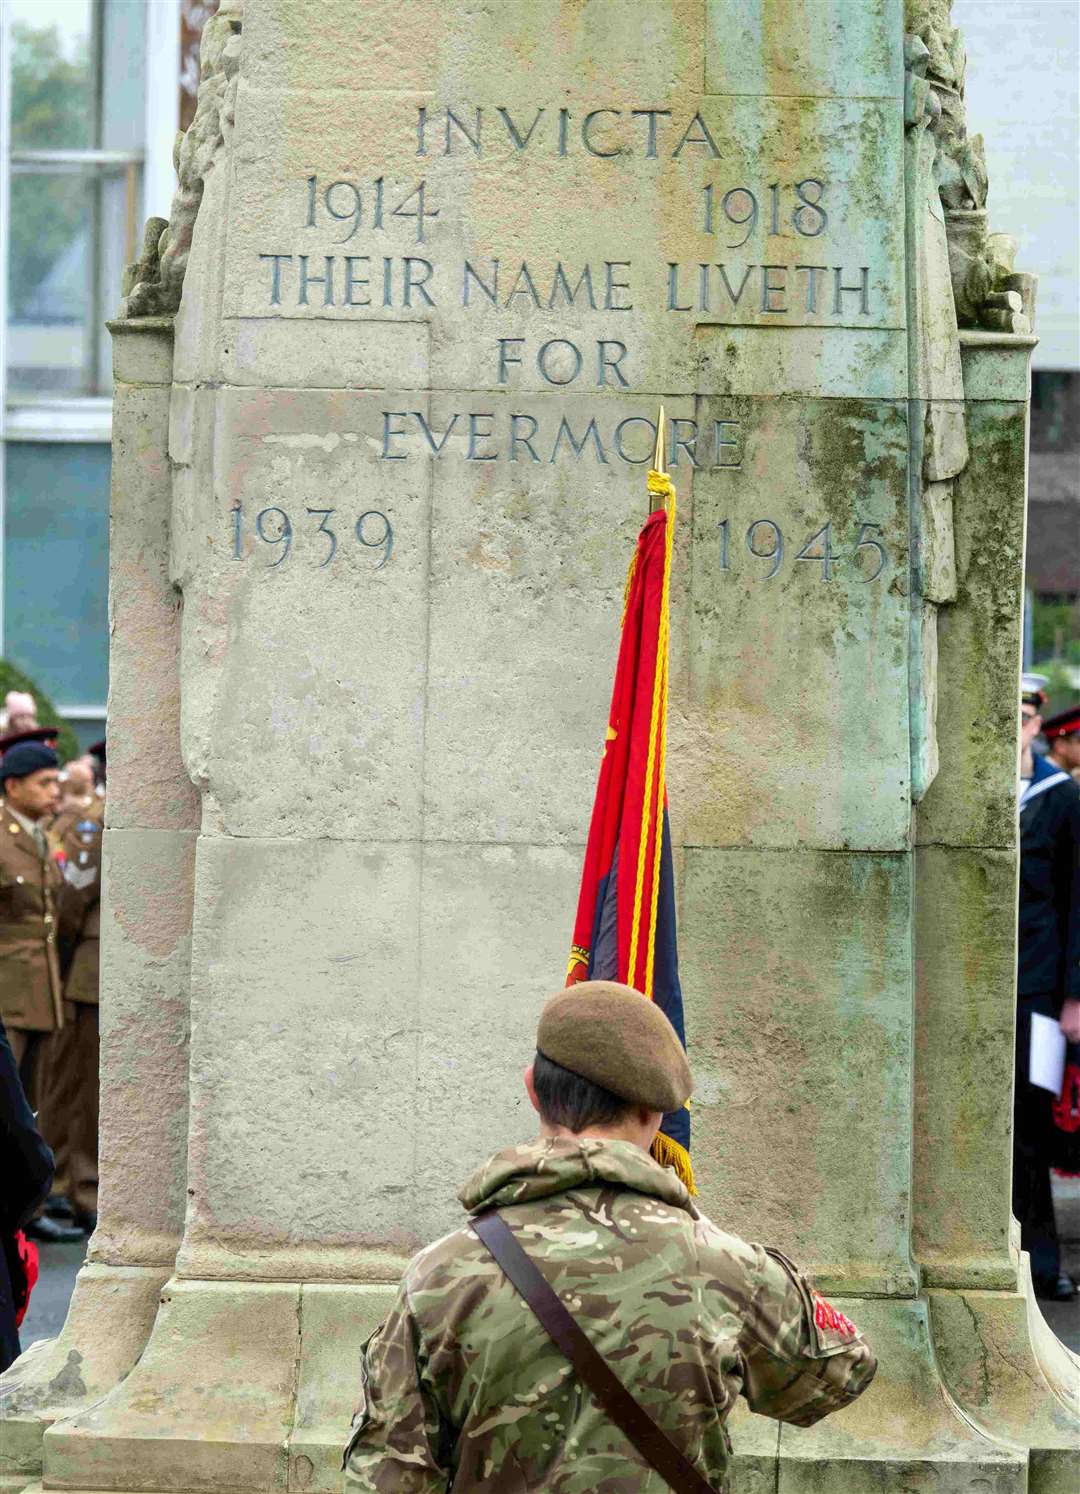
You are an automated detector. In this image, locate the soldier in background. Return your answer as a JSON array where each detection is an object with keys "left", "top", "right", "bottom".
[
  {"left": 345, "top": 983, "right": 876, "bottom": 1493},
  {"left": 59, "top": 756, "right": 96, "bottom": 809},
  {"left": 0, "top": 738, "right": 64, "bottom": 1086},
  {"left": 1017, "top": 679, "right": 1080, "bottom": 1301},
  {"left": 87, "top": 739, "right": 106, "bottom": 798},
  {"left": 0, "top": 692, "right": 38, "bottom": 737},
  {"left": 0, "top": 738, "right": 83, "bottom": 1243},
  {"left": 1043, "top": 704, "right": 1080, "bottom": 789},
  {"left": 42, "top": 770, "right": 105, "bottom": 1234}
]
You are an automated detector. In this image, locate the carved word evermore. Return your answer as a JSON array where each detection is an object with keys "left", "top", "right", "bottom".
[{"left": 379, "top": 411, "right": 742, "bottom": 468}]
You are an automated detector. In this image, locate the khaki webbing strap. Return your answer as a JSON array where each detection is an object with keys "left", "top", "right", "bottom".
[{"left": 471, "top": 1209, "right": 719, "bottom": 1494}]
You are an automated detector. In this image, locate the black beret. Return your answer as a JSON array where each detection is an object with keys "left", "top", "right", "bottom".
[
  {"left": 537, "top": 981, "right": 692, "bottom": 1112},
  {"left": 1, "top": 742, "right": 59, "bottom": 781}
]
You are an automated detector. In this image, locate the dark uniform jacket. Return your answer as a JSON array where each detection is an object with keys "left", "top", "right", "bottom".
[
  {"left": 0, "top": 1016, "right": 54, "bottom": 1370},
  {"left": 0, "top": 802, "right": 64, "bottom": 1033},
  {"left": 1019, "top": 755, "right": 1080, "bottom": 1011},
  {"left": 53, "top": 794, "right": 104, "bottom": 1005}
]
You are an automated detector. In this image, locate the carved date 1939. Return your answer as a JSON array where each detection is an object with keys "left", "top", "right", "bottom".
[{"left": 232, "top": 505, "right": 394, "bottom": 569}]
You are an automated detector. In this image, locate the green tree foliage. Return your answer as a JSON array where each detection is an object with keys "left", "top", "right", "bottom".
[
  {"left": 1031, "top": 595, "right": 1080, "bottom": 668},
  {"left": 8, "top": 20, "right": 92, "bottom": 315}
]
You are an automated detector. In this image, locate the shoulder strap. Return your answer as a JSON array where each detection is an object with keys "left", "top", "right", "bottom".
[{"left": 471, "top": 1209, "right": 719, "bottom": 1494}]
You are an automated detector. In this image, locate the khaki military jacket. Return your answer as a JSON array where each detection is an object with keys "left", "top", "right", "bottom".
[
  {"left": 344, "top": 1137, "right": 876, "bottom": 1494},
  {"left": 53, "top": 794, "right": 103, "bottom": 1005},
  {"left": 0, "top": 800, "right": 64, "bottom": 1032}
]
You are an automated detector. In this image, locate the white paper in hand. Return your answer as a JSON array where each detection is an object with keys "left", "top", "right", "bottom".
[{"left": 1029, "top": 1012, "right": 1067, "bottom": 1096}]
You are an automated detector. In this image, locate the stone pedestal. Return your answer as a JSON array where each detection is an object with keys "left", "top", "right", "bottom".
[
  {"left": 0, "top": 319, "right": 196, "bottom": 1488},
  {"left": 3, "top": 1, "right": 1077, "bottom": 1489}
]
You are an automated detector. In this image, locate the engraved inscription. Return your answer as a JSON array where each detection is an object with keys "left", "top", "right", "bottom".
[
  {"left": 244, "top": 96, "right": 891, "bottom": 468},
  {"left": 232, "top": 505, "right": 395, "bottom": 569},
  {"left": 718, "top": 519, "right": 890, "bottom": 583}
]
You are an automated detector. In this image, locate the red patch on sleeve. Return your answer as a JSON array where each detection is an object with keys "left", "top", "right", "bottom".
[{"left": 813, "top": 1292, "right": 857, "bottom": 1338}]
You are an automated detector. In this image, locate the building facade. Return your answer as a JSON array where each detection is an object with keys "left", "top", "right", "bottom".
[
  {"left": 958, "top": 0, "right": 1079, "bottom": 698},
  {"left": 0, "top": 1, "right": 1076, "bottom": 747},
  {"left": 0, "top": 0, "right": 184, "bottom": 747}
]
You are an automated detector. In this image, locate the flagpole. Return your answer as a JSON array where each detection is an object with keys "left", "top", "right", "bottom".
[{"left": 649, "top": 405, "right": 667, "bottom": 511}]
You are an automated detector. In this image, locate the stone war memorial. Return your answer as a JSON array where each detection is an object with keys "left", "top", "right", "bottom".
[{"left": 3, "top": 0, "right": 1079, "bottom": 1489}]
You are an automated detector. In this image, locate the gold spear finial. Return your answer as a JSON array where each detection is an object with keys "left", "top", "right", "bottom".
[{"left": 649, "top": 405, "right": 667, "bottom": 512}]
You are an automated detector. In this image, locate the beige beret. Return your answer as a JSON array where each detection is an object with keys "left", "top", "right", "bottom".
[{"left": 536, "top": 981, "right": 692, "bottom": 1112}]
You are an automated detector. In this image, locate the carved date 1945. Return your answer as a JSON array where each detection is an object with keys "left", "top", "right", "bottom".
[{"left": 718, "top": 519, "right": 888, "bottom": 582}]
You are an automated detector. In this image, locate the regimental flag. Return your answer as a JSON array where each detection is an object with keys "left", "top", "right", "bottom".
[{"left": 565, "top": 413, "right": 694, "bottom": 1192}]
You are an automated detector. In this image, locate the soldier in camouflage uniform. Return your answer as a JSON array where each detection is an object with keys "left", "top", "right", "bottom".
[{"left": 344, "top": 983, "right": 876, "bottom": 1492}]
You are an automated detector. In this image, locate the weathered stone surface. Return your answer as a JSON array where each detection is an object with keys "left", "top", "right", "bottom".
[
  {"left": 913, "top": 846, "right": 1017, "bottom": 1287},
  {"left": 929, "top": 1281, "right": 1080, "bottom": 1457},
  {"left": 680, "top": 847, "right": 915, "bottom": 1296},
  {"left": 177, "top": 835, "right": 423, "bottom": 1280},
  {"left": 706, "top": 0, "right": 903, "bottom": 100},
  {"left": 774, "top": 1300, "right": 1026, "bottom": 1491},
  {"left": 288, "top": 1285, "right": 394, "bottom": 1492},
  {"left": 0, "top": 1266, "right": 168, "bottom": 1478},
  {"left": 92, "top": 830, "right": 195, "bottom": 1267},
  {"left": 106, "top": 326, "right": 199, "bottom": 833},
  {"left": 917, "top": 391, "right": 1029, "bottom": 849},
  {"left": 44, "top": 1280, "right": 298, "bottom": 1492},
  {"left": 685, "top": 395, "right": 911, "bottom": 851}
]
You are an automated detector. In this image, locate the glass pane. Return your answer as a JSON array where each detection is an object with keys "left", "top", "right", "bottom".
[
  {"left": 101, "top": 0, "right": 146, "bottom": 151},
  {"left": 9, "top": 0, "right": 95, "bottom": 151},
  {"left": 2, "top": 442, "right": 111, "bottom": 710},
  {"left": 6, "top": 162, "right": 138, "bottom": 396}
]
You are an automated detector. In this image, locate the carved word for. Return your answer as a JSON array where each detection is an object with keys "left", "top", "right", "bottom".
[
  {"left": 232, "top": 505, "right": 393, "bottom": 569},
  {"left": 717, "top": 519, "right": 888, "bottom": 582}
]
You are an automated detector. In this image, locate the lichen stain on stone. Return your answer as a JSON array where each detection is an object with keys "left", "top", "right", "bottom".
[{"left": 48, "top": 1349, "right": 88, "bottom": 1400}]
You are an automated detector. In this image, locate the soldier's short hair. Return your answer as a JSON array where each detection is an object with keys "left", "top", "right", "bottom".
[{"left": 532, "top": 1050, "right": 633, "bottom": 1132}]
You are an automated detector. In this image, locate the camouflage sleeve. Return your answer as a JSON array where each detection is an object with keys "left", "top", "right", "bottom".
[
  {"left": 343, "top": 1288, "right": 452, "bottom": 1493},
  {"left": 737, "top": 1247, "right": 877, "bottom": 1428}
]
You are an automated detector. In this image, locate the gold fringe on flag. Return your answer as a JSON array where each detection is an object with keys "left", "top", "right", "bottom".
[{"left": 651, "top": 1123, "right": 697, "bottom": 1194}]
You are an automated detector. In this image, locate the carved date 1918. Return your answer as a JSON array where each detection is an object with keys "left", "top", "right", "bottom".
[
  {"left": 718, "top": 519, "right": 888, "bottom": 582},
  {"left": 232, "top": 505, "right": 394, "bottom": 569}
]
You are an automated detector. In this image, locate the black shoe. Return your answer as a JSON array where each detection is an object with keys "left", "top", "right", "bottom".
[
  {"left": 1034, "top": 1271, "right": 1077, "bottom": 1302},
  {"left": 44, "top": 1194, "right": 76, "bottom": 1221},
  {"left": 73, "top": 1209, "right": 97, "bottom": 1235},
  {"left": 25, "top": 1213, "right": 86, "bottom": 1244}
]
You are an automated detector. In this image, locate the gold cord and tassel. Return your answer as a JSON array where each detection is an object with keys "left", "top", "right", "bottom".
[{"left": 651, "top": 1124, "right": 697, "bottom": 1194}]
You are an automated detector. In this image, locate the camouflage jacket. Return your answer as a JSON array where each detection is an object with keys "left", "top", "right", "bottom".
[{"left": 344, "top": 1137, "right": 876, "bottom": 1493}]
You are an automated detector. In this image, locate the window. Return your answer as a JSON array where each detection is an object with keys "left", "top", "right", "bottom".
[
  {"left": 0, "top": 1, "right": 181, "bottom": 746},
  {"left": 7, "top": 0, "right": 145, "bottom": 399}
]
